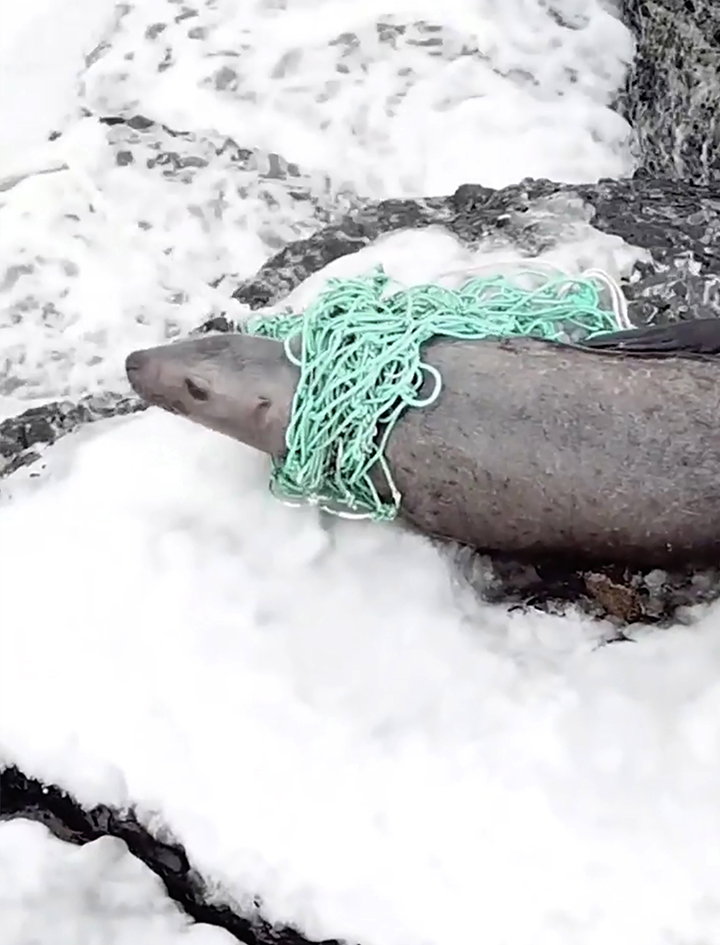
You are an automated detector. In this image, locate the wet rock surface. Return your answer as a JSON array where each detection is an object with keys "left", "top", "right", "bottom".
[
  {"left": 618, "top": 0, "right": 720, "bottom": 184},
  {"left": 460, "top": 551, "right": 720, "bottom": 629},
  {"left": 232, "top": 176, "right": 720, "bottom": 330},
  {"left": 0, "top": 392, "right": 146, "bottom": 478}
]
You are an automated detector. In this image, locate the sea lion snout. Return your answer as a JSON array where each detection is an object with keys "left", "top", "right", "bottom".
[
  {"left": 126, "top": 347, "right": 189, "bottom": 416},
  {"left": 126, "top": 348, "right": 157, "bottom": 397},
  {"left": 125, "top": 348, "right": 145, "bottom": 386},
  {"left": 124, "top": 335, "right": 298, "bottom": 446}
]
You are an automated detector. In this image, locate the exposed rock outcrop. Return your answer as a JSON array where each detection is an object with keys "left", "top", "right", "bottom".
[{"left": 618, "top": 0, "right": 720, "bottom": 184}]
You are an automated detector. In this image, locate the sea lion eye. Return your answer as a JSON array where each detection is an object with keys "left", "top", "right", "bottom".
[{"left": 185, "top": 378, "right": 210, "bottom": 401}]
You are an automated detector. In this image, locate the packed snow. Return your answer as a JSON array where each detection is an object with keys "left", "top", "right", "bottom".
[
  {"left": 0, "top": 819, "right": 235, "bottom": 944},
  {"left": 3, "top": 1, "right": 720, "bottom": 944}
]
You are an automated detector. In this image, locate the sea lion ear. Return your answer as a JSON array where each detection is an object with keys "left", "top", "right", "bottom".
[
  {"left": 252, "top": 394, "right": 287, "bottom": 456},
  {"left": 253, "top": 394, "right": 276, "bottom": 436}
]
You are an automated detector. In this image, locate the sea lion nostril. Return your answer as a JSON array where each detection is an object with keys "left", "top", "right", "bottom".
[{"left": 185, "top": 377, "right": 210, "bottom": 401}]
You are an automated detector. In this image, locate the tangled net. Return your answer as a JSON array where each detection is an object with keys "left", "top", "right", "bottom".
[{"left": 246, "top": 265, "right": 628, "bottom": 520}]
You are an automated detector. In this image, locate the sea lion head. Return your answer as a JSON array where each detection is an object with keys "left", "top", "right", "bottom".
[{"left": 125, "top": 332, "right": 300, "bottom": 456}]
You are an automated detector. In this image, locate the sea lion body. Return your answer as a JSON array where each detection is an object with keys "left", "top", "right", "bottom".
[{"left": 125, "top": 320, "right": 720, "bottom": 567}]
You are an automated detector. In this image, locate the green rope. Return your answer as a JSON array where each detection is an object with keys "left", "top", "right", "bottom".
[{"left": 245, "top": 266, "right": 626, "bottom": 521}]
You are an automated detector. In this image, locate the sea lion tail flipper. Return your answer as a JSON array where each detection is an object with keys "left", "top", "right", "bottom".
[{"left": 582, "top": 318, "right": 720, "bottom": 358}]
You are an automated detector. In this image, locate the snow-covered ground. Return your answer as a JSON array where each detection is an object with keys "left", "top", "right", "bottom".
[
  {"left": 0, "top": 0, "right": 119, "bottom": 162},
  {"left": 0, "top": 818, "right": 235, "bottom": 944},
  {"left": 3, "top": 2, "right": 720, "bottom": 944}
]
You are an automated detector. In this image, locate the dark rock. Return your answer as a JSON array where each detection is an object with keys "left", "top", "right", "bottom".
[
  {"left": 127, "top": 114, "right": 159, "bottom": 132},
  {"left": 0, "top": 392, "right": 146, "bottom": 479},
  {"left": 190, "top": 315, "right": 237, "bottom": 335},
  {"left": 233, "top": 176, "right": 720, "bottom": 329},
  {"left": 618, "top": 0, "right": 720, "bottom": 183},
  {"left": 232, "top": 197, "right": 446, "bottom": 309},
  {"left": 0, "top": 766, "right": 344, "bottom": 945},
  {"left": 456, "top": 549, "right": 720, "bottom": 627}
]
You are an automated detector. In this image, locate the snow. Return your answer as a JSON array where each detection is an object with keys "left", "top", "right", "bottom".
[
  {"left": 0, "top": 0, "right": 118, "bottom": 163},
  {"left": 2, "top": 1, "right": 720, "bottom": 944},
  {"left": 0, "top": 819, "right": 235, "bottom": 944},
  {"left": 4, "top": 410, "right": 720, "bottom": 944}
]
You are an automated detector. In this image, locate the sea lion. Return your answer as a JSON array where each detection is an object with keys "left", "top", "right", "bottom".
[{"left": 125, "top": 318, "right": 720, "bottom": 567}]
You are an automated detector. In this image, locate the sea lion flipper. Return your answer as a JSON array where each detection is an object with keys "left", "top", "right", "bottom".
[{"left": 582, "top": 318, "right": 720, "bottom": 359}]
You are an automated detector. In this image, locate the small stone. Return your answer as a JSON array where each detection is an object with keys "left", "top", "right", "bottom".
[{"left": 584, "top": 572, "right": 645, "bottom": 624}]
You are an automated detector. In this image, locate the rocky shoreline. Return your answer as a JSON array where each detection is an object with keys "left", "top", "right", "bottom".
[{"left": 3, "top": 1, "right": 720, "bottom": 943}]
